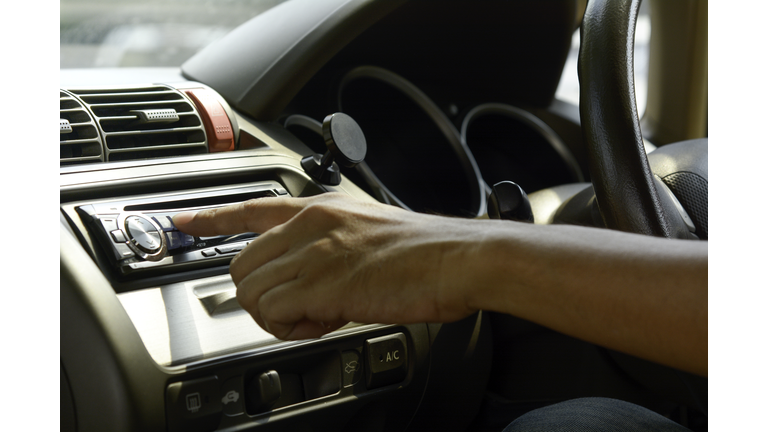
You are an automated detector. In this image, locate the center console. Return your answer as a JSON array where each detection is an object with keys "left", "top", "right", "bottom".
[{"left": 60, "top": 119, "right": 492, "bottom": 432}]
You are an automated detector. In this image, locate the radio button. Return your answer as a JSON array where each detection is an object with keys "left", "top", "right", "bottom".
[
  {"left": 153, "top": 215, "right": 176, "bottom": 232},
  {"left": 166, "top": 231, "right": 182, "bottom": 250},
  {"left": 110, "top": 230, "right": 127, "bottom": 243},
  {"left": 99, "top": 217, "right": 119, "bottom": 232},
  {"left": 113, "top": 243, "right": 135, "bottom": 259},
  {"left": 215, "top": 244, "right": 244, "bottom": 254},
  {"left": 181, "top": 234, "right": 195, "bottom": 247}
]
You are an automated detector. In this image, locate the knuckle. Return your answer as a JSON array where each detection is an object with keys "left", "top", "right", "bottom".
[
  {"left": 320, "top": 192, "right": 348, "bottom": 202},
  {"left": 238, "top": 199, "right": 262, "bottom": 226},
  {"left": 229, "top": 256, "right": 245, "bottom": 284},
  {"left": 240, "top": 198, "right": 263, "bottom": 213},
  {"left": 299, "top": 202, "right": 327, "bottom": 218},
  {"left": 229, "top": 247, "right": 258, "bottom": 284},
  {"left": 300, "top": 202, "right": 343, "bottom": 225},
  {"left": 256, "top": 295, "right": 272, "bottom": 322},
  {"left": 235, "top": 282, "right": 252, "bottom": 308},
  {"left": 236, "top": 200, "right": 267, "bottom": 233},
  {"left": 192, "top": 207, "right": 219, "bottom": 226},
  {"left": 306, "top": 237, "right": 334, "bottom": 258},
  {"left": 195, "top": 207, "right": 215, "bottom": 219},
  {"left": 257, "top": 291, "right": 280, "bottom": 325}
]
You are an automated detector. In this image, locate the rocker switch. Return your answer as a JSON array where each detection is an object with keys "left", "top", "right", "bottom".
[{"left": 245, "top": 370, "right": 282, "bottom": 414}]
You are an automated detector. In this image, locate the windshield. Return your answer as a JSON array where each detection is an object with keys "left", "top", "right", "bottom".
[
  {"left": 61, "top": 0, "right": 649, "bottom": 114},
  {"left": 60, "top": 0, "right": 286, "bottom": 68}
]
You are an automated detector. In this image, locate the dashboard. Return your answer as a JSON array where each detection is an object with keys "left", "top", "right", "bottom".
[
  {"left": 59, "top": 0, "right": 708, "bottom": 431},
  {"left": 59, "top": 71, "right": 498, "bottom": 432}
]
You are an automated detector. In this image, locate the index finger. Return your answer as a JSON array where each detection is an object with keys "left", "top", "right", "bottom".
[{"left": 172, "top": 196, "right": 309, "bottom": 237}]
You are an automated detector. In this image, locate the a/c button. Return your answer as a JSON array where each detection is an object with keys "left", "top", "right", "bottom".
[{"left": 365, "top": 333, "right": 408, "bottom": 389}]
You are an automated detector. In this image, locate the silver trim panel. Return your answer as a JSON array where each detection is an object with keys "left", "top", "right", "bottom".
[{"left": 118, "top": 274, "right": 370, "bottom": 367}]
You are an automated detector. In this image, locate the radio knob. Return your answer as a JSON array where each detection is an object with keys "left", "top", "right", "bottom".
[{"left": 125, "top": 215, "right": 164, "bottom": 254}]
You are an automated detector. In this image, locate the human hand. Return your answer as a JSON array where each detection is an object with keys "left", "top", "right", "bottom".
[{"left": 172, "top": 193, "right": 478, "bottom": 340}]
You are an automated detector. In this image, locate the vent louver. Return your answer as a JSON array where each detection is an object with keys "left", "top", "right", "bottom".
[
  {"left": 69, "top": 86, "right": 207, "bottom": 162},
  {"left": 60, "top": 90, "right": 103, "bottom": 165}
]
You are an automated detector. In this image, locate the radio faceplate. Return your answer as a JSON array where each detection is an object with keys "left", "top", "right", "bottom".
[{"left": 75, "top": 181, "right": 290, "bottom": 277}]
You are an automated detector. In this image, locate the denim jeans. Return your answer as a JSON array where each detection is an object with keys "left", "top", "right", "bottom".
[{"left": 503, "top": 398, "right": 691, "bottom": 432}]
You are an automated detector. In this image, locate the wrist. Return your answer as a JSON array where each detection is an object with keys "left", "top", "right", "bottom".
[{"left": 435, "top": 219, "right": 525, "bottom": 318}]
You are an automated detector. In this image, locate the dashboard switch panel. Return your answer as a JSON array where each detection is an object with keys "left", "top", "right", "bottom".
[{"left": 75, "top": 182, "right": 290, "bottom": 278}]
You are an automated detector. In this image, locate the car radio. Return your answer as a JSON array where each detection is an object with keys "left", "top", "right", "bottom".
[{"left": 76, "top": 182, "right": 290, "bottom": 276}]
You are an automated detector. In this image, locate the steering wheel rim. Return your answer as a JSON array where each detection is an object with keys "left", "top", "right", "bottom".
[{"left": 578, "top": 0, "right": 676, "bottom": 237}]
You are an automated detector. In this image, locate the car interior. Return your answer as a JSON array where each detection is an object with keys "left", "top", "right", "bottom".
[{"left": 59, "top": 0, "right": 709, "bottom": 431}]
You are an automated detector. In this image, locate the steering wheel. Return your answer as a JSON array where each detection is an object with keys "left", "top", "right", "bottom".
[{"left": 578, "top": 0, "right": 708, "bottom": 239}]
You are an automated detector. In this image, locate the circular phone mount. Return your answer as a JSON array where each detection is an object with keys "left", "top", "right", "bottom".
[{"left": 301, "top": 112, "right": 367, "bottom": 185}]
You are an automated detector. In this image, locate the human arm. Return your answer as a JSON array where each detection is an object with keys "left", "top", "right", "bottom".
[{"left": 173, "top": 193, "right": 707, "bottom": 376}]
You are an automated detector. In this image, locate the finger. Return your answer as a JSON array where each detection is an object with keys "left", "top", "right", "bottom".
[
  {"left": 172, "top": 196, "right": 309, "bottom": 237},
  {"left": 256, "top": 279, "right": 347, "bottom": 340},
  {"left": 229, "top": 226, "right": 293, "bottom": 286},
  {"left": 235, "top": 275, "right": 266, "bottom": 332},
  {"left": 278, "top": 319, "right": 348, "bottom": 340},
  {"left": 233, "top": 248, "right": 303, "bottom": 324}
]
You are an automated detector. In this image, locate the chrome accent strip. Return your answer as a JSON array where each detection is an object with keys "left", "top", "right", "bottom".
[
  {"left": 106, "top": 142, "right": 207, "bottom": 153},
  {"left": 130, "top": 109, "right": 180, "bottom": 124},
  {"left": 104, "top": 125, "right": 201, "bottom": 137}
]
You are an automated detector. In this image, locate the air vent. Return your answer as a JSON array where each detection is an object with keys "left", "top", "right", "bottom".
[
  {"left": 69, "top": 86, "right": 207, "bottom": 162},
  {"left": 60, "top": 90, "right": 103, "bottom": 165}
]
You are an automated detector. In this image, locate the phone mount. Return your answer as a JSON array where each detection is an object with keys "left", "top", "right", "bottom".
[{"left": 301, "top": 113, "right": 367, "bottom": 186}]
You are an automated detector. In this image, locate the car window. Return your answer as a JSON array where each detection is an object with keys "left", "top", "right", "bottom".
[
  {"left": 60, "top": 0, "right": 287, "bottom": 68},
  {"left": 556, "top": 1, "right": 651, "bottom": 114}
]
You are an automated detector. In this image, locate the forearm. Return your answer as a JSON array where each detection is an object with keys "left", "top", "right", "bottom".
[
  {"left": 174, "top": 194, "right": 708, "bottom": 375},
  {"left": 460, "top": 221, "right": 708, "bottom": 376}
]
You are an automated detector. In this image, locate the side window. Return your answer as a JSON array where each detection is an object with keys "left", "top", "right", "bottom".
[{"left": 555, "top": 1, "right": 652, "bottom": 116}]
